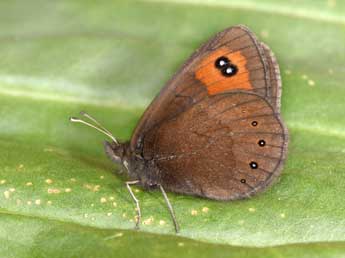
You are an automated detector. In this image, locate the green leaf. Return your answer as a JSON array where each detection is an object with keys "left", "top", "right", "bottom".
[{"left": 1, "top": 0, "right": 345, "bottom": 257}]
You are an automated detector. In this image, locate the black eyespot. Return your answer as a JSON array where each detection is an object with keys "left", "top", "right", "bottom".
[
  {"left": 251, "top": 121, "right": 258, "bottom": 126},
  {"left": 215, "top": 56, "right": 230, "bottom": 69},
  {"left": 221, "top": 64, "right": 238, "bottom": 77},
  {"left": 240, "top": 179, "right": 246, "bottom": 184},
  {"left": 258, "top": 140, "right": 266, "bottom": 146},
  {"left": 250, "top": 161, "right": 258, "bottom": 169}
]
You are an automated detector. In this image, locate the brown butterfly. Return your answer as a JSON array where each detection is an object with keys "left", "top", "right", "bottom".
[{"left": 70, "top": 25, "right": 288, "bottom": 233}]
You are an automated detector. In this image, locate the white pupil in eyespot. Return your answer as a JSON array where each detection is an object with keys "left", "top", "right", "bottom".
[
  {"left": 226, "top": 67, "right": 233, "bottom": 73},
  {"left": 219, "top": 60, "right": 226, "bottom": 66}
]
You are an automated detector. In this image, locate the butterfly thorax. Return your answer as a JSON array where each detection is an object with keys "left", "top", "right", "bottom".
[{"left": 104, "top": 141, "right": 160, "bottom": 189}]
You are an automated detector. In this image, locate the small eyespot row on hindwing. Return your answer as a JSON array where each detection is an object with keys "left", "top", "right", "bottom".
[
  {"left": 258, "top": 139, "right": 266, "bottom": 146},
  {"left": 240, "top": 179, "right": 246, "bottom": 184},
  {"left": 250, "top": 161, "right": 258, "bottom": 169}
]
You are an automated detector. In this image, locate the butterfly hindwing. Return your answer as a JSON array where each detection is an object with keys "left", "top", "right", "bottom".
[{"left": 144, "top": 91, "right": 287, "bottom": 200}]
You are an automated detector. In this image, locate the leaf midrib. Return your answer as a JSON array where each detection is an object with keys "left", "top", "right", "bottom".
[{"left": 1, "top": 84, "right": 345, "bottom": 139}]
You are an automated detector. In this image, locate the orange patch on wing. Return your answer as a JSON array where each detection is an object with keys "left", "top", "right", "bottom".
[{"left": 195, "top": 47, "right": 252, "bottom": 95}]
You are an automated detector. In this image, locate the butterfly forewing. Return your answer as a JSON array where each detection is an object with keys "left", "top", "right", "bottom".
[
  {"left": 261, "top": 42, "right": 282, "bottom": 110},
  {"left": 130, "top": 25, "right": 279, "bottom": 153}
]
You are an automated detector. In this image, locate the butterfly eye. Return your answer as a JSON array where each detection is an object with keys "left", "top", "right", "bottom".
[
  {"left": 221, "top": 64, "right": 238, "bottom": 77},
  {"left": 215, "top": 56, "right": 230, "bottom": 69}
]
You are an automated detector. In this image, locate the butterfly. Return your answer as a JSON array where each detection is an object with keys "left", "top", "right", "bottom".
[{"left": 70, "top": 25, "right": 289, "bottom": 233}]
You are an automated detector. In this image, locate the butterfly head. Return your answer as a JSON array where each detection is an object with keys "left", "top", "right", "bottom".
[
  {"left": 104, "top": 141, "right": 143, "bottom": 181},
  {"left": 69, "top": 111, "right": 136, "bottom": 177},
  {"left": 104, "top": 141, "right": 126, "bottom": 164},
  {"left": 105, "top": 140, "right": 160, "bottom": 188}
]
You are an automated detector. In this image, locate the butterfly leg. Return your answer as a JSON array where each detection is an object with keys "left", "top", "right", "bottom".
[
  {"left": 159, "top": 184, "right": 180, "bottom": 233},
  {"left": 126, "top": 180, "right": 141, "bottom": 229}
]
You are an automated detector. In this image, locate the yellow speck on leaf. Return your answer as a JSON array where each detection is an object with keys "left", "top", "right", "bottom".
[
  {"left": 248, "top": 207, "right": 256, "bottom": 212},
  {"left": 26, "top": 182, "right": 33, "bottom": 186},
  {"left": 308, "top": 80, "right": 315, "bottom": 86},
  {"left": 47, "top": 188, "right": 61, "bottom": 194},
  {"left": 191, "top": 209, "right": 198, "bottom": 216},
  {"left": 100, "top": 197, "right": 107, "bottom": 203},
  {"left": 4, "top": 191, "right": 10, "bottom": 199},
  {"left": 84, "top": 184, "right": 101, "bottom": 192},
  {"left": 45, "top": 179, "right": 53, "bottom": 184},
  {"left": 202, "top": 207, "right": 209, "bottom": 213},
  {"left": 143, "top": 216, "right": 154, "bottom": 225}
]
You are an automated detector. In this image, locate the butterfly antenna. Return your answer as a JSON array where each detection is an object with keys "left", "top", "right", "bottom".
[
  {"left": 69, "top": 115, "right": 119, "bottom": 144},
  {"left": 80, "top": 111, "right": 114, "bottom": 137}
]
